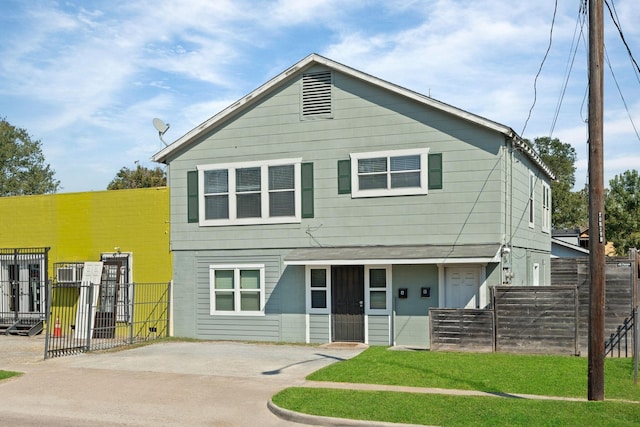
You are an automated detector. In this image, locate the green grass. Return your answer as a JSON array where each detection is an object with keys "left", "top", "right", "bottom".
[
  {"left": 272, "top": 348, "right": 640, "bottom": 426},
  {"left": 0, "top": 370, "right": 22, "bottom": 381},
  {"left": 273, "top": 388, "right": 640, "bottom": 427},
  {"left": 307, "top": 347, "right": 640, "bottom": 400}
]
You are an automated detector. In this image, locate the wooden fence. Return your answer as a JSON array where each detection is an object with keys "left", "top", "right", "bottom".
[{"left": 430, "top": 252, "right": 639, "bottom": 355}]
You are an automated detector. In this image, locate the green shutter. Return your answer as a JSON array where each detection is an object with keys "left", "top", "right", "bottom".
[
  {"left": 337, "top": 159, "right": 351, "bottom": 194},
  {"left": 428, "top": 153, "right": 443, "bottom": 190},
  {"left": 187, "top": 170, "right": 199, "bottom": 223},
  {"left": 301, "top": 162, "right": 314, "bottom": 218}
]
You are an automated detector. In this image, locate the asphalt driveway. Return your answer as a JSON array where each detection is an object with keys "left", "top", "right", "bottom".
[{"left": 0, "top": 336, "right": 365, "bottom": 426}]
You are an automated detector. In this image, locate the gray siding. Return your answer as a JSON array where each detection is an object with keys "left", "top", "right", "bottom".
[
  {"left": 308, "top": 314, "right": 330, "bottom": 343},
  {"left": 392, "top": 265, "right": 439, "bottom": 347},
  {"left": 168, "top": 66, "right": 506, "bottom": 251},
  {"left": 368, "top": 315, "right": 391, "bottom": 345},
  {"left": 172, "top": 250, "right": 307, "bottom": 341},
  {"left": 165, "top": 62, "right": 552, "bottom": 344}
]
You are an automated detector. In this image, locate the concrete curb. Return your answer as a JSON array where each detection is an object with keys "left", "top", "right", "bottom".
[{"left": 267, "top": 399, "right": 430, "bottom": 427}]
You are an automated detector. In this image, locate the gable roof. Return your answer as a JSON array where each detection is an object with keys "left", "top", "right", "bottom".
[{"left": 151, "top": 53, "right": 554, "bottom": 180}]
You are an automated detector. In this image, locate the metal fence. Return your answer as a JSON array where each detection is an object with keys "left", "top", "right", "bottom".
[
  {"left": 0, "top": 248, "right": 49, "bottom": 336},
  {"left": 45, "top": 281, "right": 171, "bottom": 359}
]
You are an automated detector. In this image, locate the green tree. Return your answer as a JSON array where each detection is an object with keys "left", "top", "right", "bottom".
[
  {"left": 0, "top": 118, "right": 60, "bottom": 196},
  {"left": 605, "top": 169, "right": 640, "bottom": 255},
  {"left": 530, "top": 137, "right": 587, "bottom": 229},
  {"left": 107, "top": 164, "right": 166, "bottom": 190}
]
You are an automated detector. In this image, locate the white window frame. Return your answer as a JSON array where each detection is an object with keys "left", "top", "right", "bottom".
[
  {"left": 542, "top": 182, "right": 551, "bottom": 233},
  {"left": 350, "top": 148, "right": 429, "bottom": 198},
  {"left": 198, "top": 158, "right": 302, "bottom": 226},
  {"left": 528, "top": 172, "right": 535, "bottom": 229},
  {"left": 365, "top": 265, "right": 392, "bottom": 315},
  {"left": 209, "top": 264, "right": 265, "bottom": 315},
  {"left": 306, "top": 265, "right": 331, "bottom": 314}
]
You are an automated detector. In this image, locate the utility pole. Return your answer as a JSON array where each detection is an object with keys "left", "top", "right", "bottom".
[{"left": 588, "top": 0, "right": 605, "bottom": 402}]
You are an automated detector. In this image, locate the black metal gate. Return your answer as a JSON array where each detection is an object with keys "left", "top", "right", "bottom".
[
  {"left": 45, "top": 281, "right": 171, "bottom": 358},
  {"left": 0, "top": 248, "right": 49, "bottom": 336}
]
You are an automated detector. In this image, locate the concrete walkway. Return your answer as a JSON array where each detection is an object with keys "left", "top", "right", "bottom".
[
  {"left": 0, "top": 336, "right": 367, "bottom": 426},
  {"left": 1, "top": 336, "right": 606, "bottom": 427}
]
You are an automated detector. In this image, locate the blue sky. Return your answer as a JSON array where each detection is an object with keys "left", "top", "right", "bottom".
[{"left": 1, "top": 0, "right": 638, "bottom": 193}]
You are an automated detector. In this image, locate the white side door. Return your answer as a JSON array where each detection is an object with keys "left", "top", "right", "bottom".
[
  {"left": 446, "top": 267, "right": 480, "bottom": 308},
  {"left": 74, "top": 262, "right": 103, "bottom": 339}
]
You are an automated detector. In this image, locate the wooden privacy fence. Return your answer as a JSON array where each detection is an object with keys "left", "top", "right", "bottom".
[
  {"left": 430, "top": 252, "right": 639, "bottom": 355},
  {"left": 430, "top": 286, "right": 579, "bottom": 355}
]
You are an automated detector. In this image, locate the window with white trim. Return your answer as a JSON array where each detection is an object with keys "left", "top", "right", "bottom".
[
  {"left": 528, "top": 172, "right": 535, "bottom": 228},
  {"left": 365, "top": 266, "right": 391, "bottom": 315},
  {"left": 199, "top": 159, "right": 301, "bottom": 226},
  {"left": 350, "top": 148, "right": 429, "bottom": 198},
  {"left": 542, "top": 182, "right": 551, "bottom": 233},
  {"left": 209, "top": 265, "right": 265, "bottom": 315},
  {"left": 306, "top": 266, "right": 330, "bottom": 314}
]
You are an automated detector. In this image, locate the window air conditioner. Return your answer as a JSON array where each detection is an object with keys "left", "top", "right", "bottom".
[{"left": 56, "top": 266, "right": 77, "bottom": 283}]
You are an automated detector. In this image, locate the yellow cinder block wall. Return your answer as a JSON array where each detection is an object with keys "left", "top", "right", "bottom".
[{"left": 0, "top": 187, "right": 171, "bottom": 283}]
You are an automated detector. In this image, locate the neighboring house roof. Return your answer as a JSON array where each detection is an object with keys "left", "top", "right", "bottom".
[
  {"left": 551, "top": 237, "right": 590, "bottom": 258},
  {"left": 152, "top": 53, "right": 555, "bottom": 181},
  {"left": 284, "top": 244, "right": 502, "bottom": 266}
]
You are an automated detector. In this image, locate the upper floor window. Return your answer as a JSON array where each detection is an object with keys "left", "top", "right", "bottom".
[
  {"left": 542, "top": 182, "right": 551, "bottom": 233},
  {"left": 528, "top": 172, "right": 535, "bottom": 228},
  {"left": 350, "top": 148, "right": 430, "bottom": 198},
  {"left": 198, "top": 159, "right": 302, "bottom": 226}
]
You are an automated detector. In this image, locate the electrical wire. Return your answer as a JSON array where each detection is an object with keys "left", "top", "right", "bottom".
[
  {"left": 605, "top": 0, "right": 640, "bottom": 78},
  {"left": 549, "top": 2, "right": 587, "bottom": 136},
  {"left": 521, "top": 0, "right": 558, "bottom": 137},
  {"left": 604, "top": 46, "right": 640, "bottom": 143}
]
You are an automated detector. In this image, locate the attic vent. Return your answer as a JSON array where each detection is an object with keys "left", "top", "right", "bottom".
[{"left": 302, "top": 71, "right": 332, "bottom": 118}]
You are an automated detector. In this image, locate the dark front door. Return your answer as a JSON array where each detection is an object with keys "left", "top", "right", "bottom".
[
  {"left": 93, "top": 262, "right": 121, "bottom": 338},
  {"left": 331, "top": 265, "right": 364, "bottom": 342}
]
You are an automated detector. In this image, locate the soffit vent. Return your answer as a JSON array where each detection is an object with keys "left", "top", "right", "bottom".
[{"left": 302, "top": 71, "right": 332, "bottom": 118}]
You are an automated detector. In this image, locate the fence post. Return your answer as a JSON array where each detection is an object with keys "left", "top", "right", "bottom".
[
  {"left": 166, "top": 281, "right": 172, "bottom": 338},
  {"left": 129, "top": 282, "right": 135, "bottom": 344},
  {"left": 631, "top": 248, "right": 638, "bottom": 384},
  {"left": 43, "top": 281, "right": 52, "bottom": 360},
  {"left": 574, "top": 285, "right": 580, "bottom": 356},
  {"left": 85, "top": 283, "right": 94, "bottom": 352},
  {"left": 491, "top": 286, "right": 497, "bottom": 352}
]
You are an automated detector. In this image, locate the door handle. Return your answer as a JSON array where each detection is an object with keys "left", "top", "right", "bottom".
[{"left": 359, "top": 300, "right": 363, "bottom": 308}]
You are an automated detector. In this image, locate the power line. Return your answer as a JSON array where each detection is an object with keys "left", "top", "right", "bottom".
[
  {"left": 521, "top": 0, "right": 558, "bottom": 137},
  {"left": 549, "top": 2, "right": 588, "bottom": 136},
  {"left": 604, "top": 46, "right": 640, "bottom": 143},
  {"left": 605, "top": 0, "right": 640, "bottom": 77}
]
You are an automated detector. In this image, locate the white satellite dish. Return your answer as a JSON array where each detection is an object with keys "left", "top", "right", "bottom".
[{"left": 153, "top": 118, "right": 170, "bottom": 146}]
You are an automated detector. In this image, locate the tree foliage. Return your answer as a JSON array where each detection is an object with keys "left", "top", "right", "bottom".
[
  {"left": 107, "top": 164, "right": 166, "bottom": 190},
  {"left": 605, "top": 169, "right": 640, "bottom": 255},
  {"left": 531, "top": 136, "right": 587, "bottom": 229},
  {"left": 0, "top": 118, "right": 60, "bottom": 196}
]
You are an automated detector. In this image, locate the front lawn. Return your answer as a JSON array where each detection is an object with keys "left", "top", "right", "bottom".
[
  {"left": 307, "top": 347, "right": 640, "bottom": 400},
  {"left": 273, "top": 388, "right": 639, "bottom": 427},
  {"left": 272, "top": 348, "right": 640, "bottom": 426}
]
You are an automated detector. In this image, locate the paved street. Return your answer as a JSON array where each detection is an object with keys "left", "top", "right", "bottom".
[{"left": 0, "top": 336, "right": 365, "bottom": 426}]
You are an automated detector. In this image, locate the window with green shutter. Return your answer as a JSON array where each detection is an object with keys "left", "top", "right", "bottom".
[
  {"left": 196, "top": 158, "right": 304, "bottom": 226},
  {"left": 349, "top": 148, "right": 431, "bottom": 198}
]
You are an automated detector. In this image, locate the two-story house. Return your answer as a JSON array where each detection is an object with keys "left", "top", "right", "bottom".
[{"left": 152, "top": 54, "right": 554, "bottom": 347}]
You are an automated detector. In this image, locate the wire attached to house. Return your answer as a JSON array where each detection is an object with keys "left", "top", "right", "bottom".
[{"left": 521, "top": 0, "right": 559, "bottom": 137}]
